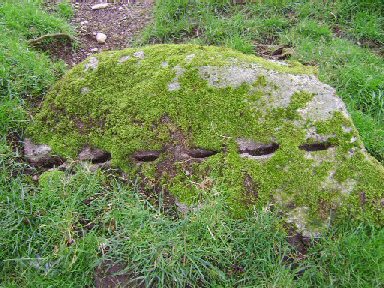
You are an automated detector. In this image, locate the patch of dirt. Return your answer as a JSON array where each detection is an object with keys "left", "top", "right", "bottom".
[
  {"left": 47, "top": 1, "right": 154, "bottom": 66},
  {"left": 283, "top": 228, "right": 313, "bottom": 279},
  {"left": 95, "top": 260, "right": 143, "bottom": 288}
]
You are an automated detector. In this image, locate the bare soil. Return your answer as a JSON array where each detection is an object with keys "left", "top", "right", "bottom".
[
  {"left": 47, "top": 0, "right": 154, "bottom": 66},
  {"left": 94, "top": 260, "right": 144, "bottom": 288}
]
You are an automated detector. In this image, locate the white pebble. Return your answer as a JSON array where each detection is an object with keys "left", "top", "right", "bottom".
[
  {"left": 96, "top": 33, "right": 107, "bottom": 44},
  {"left": 91, "top": 3, "right": 109, "bottom": 10}
]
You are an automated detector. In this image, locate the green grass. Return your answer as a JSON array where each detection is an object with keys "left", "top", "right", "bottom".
[
  {"left": 0, "top": 0, "right": 72, "bottom": 99},
  {"left": 139, "top": 0, "right": 384, "bottom": 162},
  {"left": 1, "top": 0, "right": 383, "bottom": 286},
  {"left": 298, "top": 223, "right": 384, "bottom": 287},
  {"left": 1, "top": 161, "right": 383, "bottom": 287}
]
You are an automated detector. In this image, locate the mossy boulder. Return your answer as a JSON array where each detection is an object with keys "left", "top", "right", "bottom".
[{"left": 29, "top": 44, "right": 384, "bottom": 235}]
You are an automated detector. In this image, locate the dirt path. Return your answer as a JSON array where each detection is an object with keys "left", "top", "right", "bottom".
[{"left": 58, "top": 1, "right": 154, "bottom": 66}]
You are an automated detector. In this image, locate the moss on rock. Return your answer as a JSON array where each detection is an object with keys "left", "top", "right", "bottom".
[{"left": 29, "top": 44, "right": 384, "bottom": 234}]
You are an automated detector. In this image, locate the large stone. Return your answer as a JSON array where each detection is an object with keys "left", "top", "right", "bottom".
[{"left": 28, "top": 44, "right": 384, "bottom": 234}]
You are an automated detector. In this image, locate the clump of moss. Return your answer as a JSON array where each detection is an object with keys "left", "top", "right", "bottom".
[{"left": 29, "top": 44, "right": 384, "bottom": 231}]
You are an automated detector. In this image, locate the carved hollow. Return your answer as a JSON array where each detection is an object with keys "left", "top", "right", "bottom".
[
  {"left": 187, "top": 149, "right": 218, "bottom": 158},
  {"left": 78, "top": 146, "right": 111, "bottom": 164},
  {"left": 133, "top": 151, "right": 161, "bottom": 162},
  {"left": 239, "top": 142, "right": 279, "bottom": 156},
  {"left": 299, "top": 142, "right": 332, "bottom": 152}
]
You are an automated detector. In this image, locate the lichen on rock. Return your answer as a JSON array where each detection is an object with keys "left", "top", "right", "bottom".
[{"left": 28, "top": 44, "right": 384, "bottom": 234}]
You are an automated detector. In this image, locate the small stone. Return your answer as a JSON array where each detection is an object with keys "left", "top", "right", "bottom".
[
  {"left": 90, "top": 48, "right": 98, "bottom": 53},
  {"left": 96, "top": 33, "right": 107, "bottom": 44},
  {"left": 133, "top": 51, "right": 145, "bottom": 59},
  {"left": 80, "top": 20, "right": 88, "bottom": 26},
  {"left": 23, "top": 138, "right": 63, "bottom": 168},
  {"left": 91, "top": 3, "right": 109, "bottom": 10}
]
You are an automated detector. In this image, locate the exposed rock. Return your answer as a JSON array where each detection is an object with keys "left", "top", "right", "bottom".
[
  {"left": 23, "top": 138, "right": 63, "bottom": 168},
  {"left": 81, "top": 87, "right": 90, "bottom": 94},
  {"left": 199, "top": 65, "right": 347, "bottom": 120},
  {"left": 84, "top": 56, "right": 99, "bottom": 71},
  {"left": 118, "top": 55, "right": 130, "bottom": 63},
  {"left": 168, "top": 65, "right": 185, "bottom": 91},
  {"left": 168, "top": 82, "right": 180, "bottom": 91},
  {"left": 133, "top": 51, "right": 145, "bottom": 59},
  {"left": 96, "top": 32, "right": 107, "bottom": 44},
  {"left": 287, "top": 207, "right": 323, "bottom": 238}
]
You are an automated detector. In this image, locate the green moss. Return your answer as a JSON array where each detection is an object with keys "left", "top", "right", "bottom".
[{"left": 29, "top": 44, "right": 384, "bottom": 227}]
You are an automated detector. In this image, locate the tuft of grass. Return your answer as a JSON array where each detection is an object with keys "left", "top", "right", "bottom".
[{"left": 56, "top": 0, "right": 74, "bottom": 20}]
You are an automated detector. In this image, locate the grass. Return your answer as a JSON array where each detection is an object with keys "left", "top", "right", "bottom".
[
  {"left": 0, "top": 0, "right": 383, "bottom": 287},
  {"left": 139, "top": 0, "right": 384, "bottom": 162},
  {"left": 1, "top": 161, "right": 383, "bottom": 287},
  {"left": 0, "top": 0, "right": 72, "bottom": 99}
]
